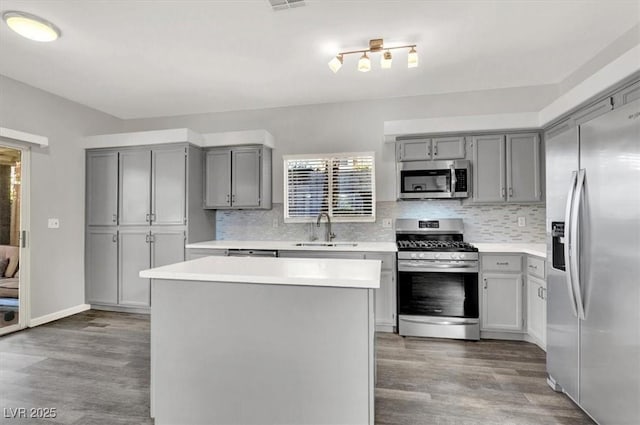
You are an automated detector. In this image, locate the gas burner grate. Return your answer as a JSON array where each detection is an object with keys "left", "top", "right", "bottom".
[{"left": 396, "top": 240, "right": 478, "bottom": 252}]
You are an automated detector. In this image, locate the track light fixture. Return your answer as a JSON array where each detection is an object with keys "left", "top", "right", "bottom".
[{"left": 328, "top": 38, "right": 417, "bottom": 73}]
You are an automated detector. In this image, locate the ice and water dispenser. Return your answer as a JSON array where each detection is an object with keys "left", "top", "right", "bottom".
[{"left": 551, "top": 221, "right": 566, "bottom": 271}]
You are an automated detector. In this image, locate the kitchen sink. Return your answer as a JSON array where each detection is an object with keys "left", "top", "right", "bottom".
[{"left": 294, "top": 242, "right": 358, "bottom": 247}]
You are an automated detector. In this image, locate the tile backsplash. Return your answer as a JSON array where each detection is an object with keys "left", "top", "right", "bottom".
[{"left": 215, "top": 201, "right": 545, "bottom": 244}]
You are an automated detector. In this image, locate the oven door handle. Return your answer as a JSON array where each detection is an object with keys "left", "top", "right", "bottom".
[
  {"left": 398, "top": 261, "right": 478, "bottom": 270},
  {"left": 400, "top": 317, "right": 478, "bottom": 326}
]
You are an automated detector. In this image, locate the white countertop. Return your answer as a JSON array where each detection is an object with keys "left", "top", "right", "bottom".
[
  {"left": 140, "top": 256, "right": 381, "bottom": 289},
  {"left": 471, "top": 243, "right": 546, "bottom": 258},
  {"left": 186, "top": 240, "right": 398, "bottom": 252}
]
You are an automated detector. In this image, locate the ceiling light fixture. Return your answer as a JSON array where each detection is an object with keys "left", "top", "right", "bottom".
[
  {"left": 328, "top": 54, "right": 343, "bottom": 73},
  {"left": 381, "top": 50, "right": 392, "bottom": 69},
  {"left": 2, "top": 11, "right": 61, "bottom": 42},
  {"left": 328, "top": 38, "right": 417, "bottom": 73},
  {"left": 358, "top": 52, "right": 371, "bottom": 73},
  {"left": 407, "top": 46, "right": 418, "bottom": 68}
]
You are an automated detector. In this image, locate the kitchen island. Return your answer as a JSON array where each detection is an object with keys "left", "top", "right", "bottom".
[{"left": 140, "top": 255, "right": 381, "bottom": 425}]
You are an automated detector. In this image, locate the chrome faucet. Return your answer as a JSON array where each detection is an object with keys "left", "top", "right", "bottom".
[{"left": 316, "top": 212, "right": 336, "bottom": 242}]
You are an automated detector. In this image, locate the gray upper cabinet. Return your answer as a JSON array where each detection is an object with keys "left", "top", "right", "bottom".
[
  {"left": 506, "top": 133, "right": 541, "bottom": 202},
  {"left": 471, "top": 133, "right": 542, "bottom": 204},
  {"left": 119, "top": 149, "right": 152, "bottom": 226},
  {"left": 432, "top": 136, "right": 466, "bottom": 160},
  {"left": 152, "top": 147, "right": 186, "bottom": 225},
  {"left": 205, "top": 145, "right": 272, "bottom": 210},
  {"left": 86, "top": 150, "right": 118, "bottom": 226},
  {"left": 472, "top": 135, "right": 506, "bottom": 203},
  {"left": 86, "top": 228, "right": 118, "bottom": 304},
  {"left": 397, "top": 137, "right": 466, "bottom": 161},
  {"left": 232, "top": 148, "right": 261, "bottom": 207},
  {"left": 397, "top": 139, "right": 431, "bottom": 161},
  {"left": 205, "top": 149, "right": 232, "bottom": 208}
]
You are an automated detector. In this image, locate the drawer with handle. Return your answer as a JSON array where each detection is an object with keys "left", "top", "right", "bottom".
[
  {"left": 527, "top": 256, "right": 545, "bottom": 279},
  {"left": 481, "top": 254, "right": 523, "bottom": 272}
]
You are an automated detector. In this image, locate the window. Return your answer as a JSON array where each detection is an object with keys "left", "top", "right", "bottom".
[{"left": 283, "top": 152, "right": 375, "bottom": 223}]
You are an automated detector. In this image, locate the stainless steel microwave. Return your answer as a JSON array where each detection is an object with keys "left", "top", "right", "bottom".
[{"left": 397, "top": 160, "right": 470, "bottom": 199}]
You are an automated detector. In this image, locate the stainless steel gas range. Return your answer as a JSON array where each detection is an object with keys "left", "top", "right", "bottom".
[{"left": 395, "top": 218, "right": 479, "bottom": 340}]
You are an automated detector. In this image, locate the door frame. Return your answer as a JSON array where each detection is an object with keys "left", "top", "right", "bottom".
[{"left": 0, "top": 138, "right": 31, "bottom": 336}]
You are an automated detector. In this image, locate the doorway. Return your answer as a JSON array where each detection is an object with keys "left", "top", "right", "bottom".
[{"left": 0, "top": 143, "right": 28, "bottom": 336}]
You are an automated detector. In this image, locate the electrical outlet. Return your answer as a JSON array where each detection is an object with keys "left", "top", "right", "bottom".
[
  {"left": 272, "top": 218, "right": 279, "bottom": 228},
  {"left": 518, "top": 217, "right": 526, "bottom": 227},
  {"left": 382, "top": 218, "right": 393, "bottom": 228},
  {"left": 48, "top": 218, "right": 60, "bottom": 229}
]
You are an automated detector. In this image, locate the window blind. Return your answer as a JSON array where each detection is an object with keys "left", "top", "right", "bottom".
[{"left": 284, "top": 152, "right": 375, "bottom": 223}]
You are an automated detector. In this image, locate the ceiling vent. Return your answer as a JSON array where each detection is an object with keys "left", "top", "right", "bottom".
[{"left": 269, "top": 0, "right": 305, "bottom": 11}]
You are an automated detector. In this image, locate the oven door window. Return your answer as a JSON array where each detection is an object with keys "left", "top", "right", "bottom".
[
  {"left": 398, "top": 271, "right": 479, "bottom": 318},
  {"left": 400, "top": 169, "right": 451, "bottom": 194}
]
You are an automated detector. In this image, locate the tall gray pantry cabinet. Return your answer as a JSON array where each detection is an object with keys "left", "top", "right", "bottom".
[{"left": 85, "top": 144, "right": 215, "bottom": 311}]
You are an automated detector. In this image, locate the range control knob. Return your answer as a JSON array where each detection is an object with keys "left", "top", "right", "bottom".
[
  {"left": 459, "top": 253, "right": 466, "bottom": 260},
  {"left": 451, "top": 253, "right": 460, "bottom": 260},
  {"left": 434, "top": 253, "right": 441, "bottom": 259},
  {"left": 419, "top": 253, "right": 425, "bottom": 258},
  {"left": 410, "top": 253, "right": 417, "bottom": 259}
]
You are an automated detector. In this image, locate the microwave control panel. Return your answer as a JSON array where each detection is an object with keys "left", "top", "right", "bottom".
[{"left": 454, "top": 169, "right": 468, "bottom": 192}]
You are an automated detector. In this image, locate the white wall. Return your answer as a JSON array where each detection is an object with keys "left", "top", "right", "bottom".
[
  {"left": 122, "top": 85, "right": 556, "bottom": 202},
  {"left": 0, "top": 75, "right": 122, "bottom": 319}
]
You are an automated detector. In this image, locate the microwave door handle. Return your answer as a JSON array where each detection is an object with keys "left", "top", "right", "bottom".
[
  {"left": 570, "top": 169, "right": 586, "bottom": 320},
  {"left": 564, "top": 170, "right": 579, "bottom": 318},
  {"left": 450, "top": 165, "right": 457, "bottom": 197}
]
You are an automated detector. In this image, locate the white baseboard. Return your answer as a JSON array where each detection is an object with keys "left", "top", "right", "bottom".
[{"left": 29, "top": 304, "right": 91, "bottom": 327}]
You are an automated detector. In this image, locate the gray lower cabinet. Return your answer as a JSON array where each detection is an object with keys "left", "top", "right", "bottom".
[
  {"left": 204, "top": 145, "right": 272, "bottom": 209},
  {"left": 480, "top": 254, "right": 524, "bottom": 333},
  {"left": 279, "top": 250, "right": 397, "bottom": 332},
  {"left": 119, "top": 229, "right": 151, "bottom": 307},
  {"left": 118, "top": 228, "right": 186, "bottom": 308},
  {"left": 86, "top": 228, "right": 118, "bottom": 304},
  {"left": 85, "top": 143, "right": 215, "bottom": 312},
  {"left": 471, "top": 132, "right": 542, "bottom": 204},
  {"left": 86, "top": 151, "right": 118, "bottom": 226}
]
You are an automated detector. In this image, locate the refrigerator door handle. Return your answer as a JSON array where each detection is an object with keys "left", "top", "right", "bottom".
[
  {"left": 564, "top": 170, "right": 579, "bottom": 318},
  {"left": 570, "top": 168, "right": 587, "bottom": 320}
]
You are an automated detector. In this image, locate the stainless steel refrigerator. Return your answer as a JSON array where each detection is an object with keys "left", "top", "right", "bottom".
[{"left": 545, "top": 96, "right": 640, "bottom": 424}]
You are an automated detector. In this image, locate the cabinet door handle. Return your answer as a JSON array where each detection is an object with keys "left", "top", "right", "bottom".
[
  {"left": 433, "top": 144, "right": 438, "bottom": 156},
  {"left": 145, "top": 213, "right": 150, "bottom": 222},
  {"left": 145, "top": 234, "right": 150, "bottom": 243},
  {"left": 483, "top": 278, "right": 488, "bottom": 289},
  {"left": 509, "top": 187, "right": 514, "bottom": 197},
  {"left": 226, "top": 194, "right": 230, "bottom": 204},
  {"left": 496, "top": 262, "right": 510, "bottom": 266},
  {"left": 112, "top": 234, "right": 117, "bottom": 243},
  {"left": 150, "top": 213, "right": 156, "bottom": 222},
  {"left": 232, "top": 194, "right": 236, "bottom": 204},
  {"left": 112, "top": 214, "right": 117, "bottom": 223},
  {"left": 537, "top": 287, "right": 542, "bottom": 298},
  {"left": 541, "top": 288, "right": 546, "bottom": 300},
  {"left": 501, "top": 187, "right": 506, "bottom": 198}
]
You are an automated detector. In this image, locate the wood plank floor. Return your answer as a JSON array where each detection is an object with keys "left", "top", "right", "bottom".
[{"left": 0, "top": 310, "right": 594, "bottom": 424}]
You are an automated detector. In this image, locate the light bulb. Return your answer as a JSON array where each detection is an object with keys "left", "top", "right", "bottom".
[
  {"left": 3, "top": 11, "right": 60, "bottom": 42},
  {"left": 408, "top": 47, "right": 418, "bottom": 68},
  {"left": 328, "top": 55, "right": 343, "bottom": 73},
  {"left": 381, "top": 51, "right": 392, "bottom": 69},
  {"left": 358, "top": 52, "right": 371, "bottom": 72}
]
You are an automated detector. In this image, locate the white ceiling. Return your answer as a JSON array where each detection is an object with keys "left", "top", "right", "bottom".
[{"left": 0, "top": 0, "right": 638, "bottom": 119}]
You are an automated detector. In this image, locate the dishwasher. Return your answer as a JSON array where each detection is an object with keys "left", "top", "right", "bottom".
[{"left": 227, "top": 249, "right": 278, "bottom": 257}]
